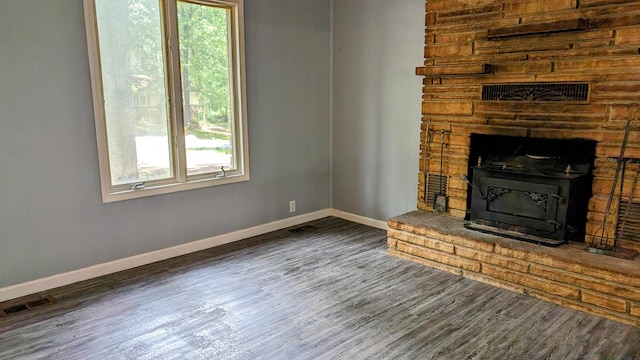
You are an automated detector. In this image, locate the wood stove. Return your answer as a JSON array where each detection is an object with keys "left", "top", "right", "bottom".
[{"left": 464, "top": 136, "right": 596, "bottom": 246}]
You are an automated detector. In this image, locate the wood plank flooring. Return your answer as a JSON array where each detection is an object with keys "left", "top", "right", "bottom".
[{"left": 1, "top": 217, "right": 640, "bottom": 359}]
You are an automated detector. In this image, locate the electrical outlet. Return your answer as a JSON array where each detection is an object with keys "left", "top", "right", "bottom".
[{"left": 289, "top": 200, "right": 296, "bottom": 213}]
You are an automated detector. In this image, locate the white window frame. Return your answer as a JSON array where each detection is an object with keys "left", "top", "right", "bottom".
[{"left": 83, "top": 0, "right": 249, "bottom": 203}]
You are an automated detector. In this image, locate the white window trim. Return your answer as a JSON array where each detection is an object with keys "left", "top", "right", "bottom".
[{"left": 83, "top": 0, "right": 250, "bottom": 203}]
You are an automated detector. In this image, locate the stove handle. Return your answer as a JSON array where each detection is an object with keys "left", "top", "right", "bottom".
[
  {"left": 549, "top": 194, "right": 564, "bottom": 203},
  {"left": 547, "top": 219, "right": 563, "bottom": 229}
]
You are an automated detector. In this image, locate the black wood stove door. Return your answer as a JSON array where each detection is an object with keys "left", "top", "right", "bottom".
[
  {"left": 481, "top": 178, "right": 558, "bottom": 233},
  {"left": 468, "top": 167, "right": 583, "bottom": 242}
]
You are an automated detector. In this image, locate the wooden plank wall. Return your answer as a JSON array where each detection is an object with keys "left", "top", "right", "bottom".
[{"left": 417, "top": 0, "right": 640, "bottom": 247}]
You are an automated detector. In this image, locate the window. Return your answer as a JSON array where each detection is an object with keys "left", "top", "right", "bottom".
[
  {"left": 83, "top": 0, "right": 249, "bottom": 202},
  {"left": 132, "top": 93, "right": 149, "bottom": 107}
]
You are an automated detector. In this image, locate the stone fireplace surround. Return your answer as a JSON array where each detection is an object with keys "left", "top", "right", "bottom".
[{"left": 388, "top": 0, "right": 640, "bottom": 326}]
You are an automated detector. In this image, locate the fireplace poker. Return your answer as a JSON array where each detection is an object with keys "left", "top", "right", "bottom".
[
  {"left": 460, "top": 174, "right": 486, "bottom": 200},
  {"left": 591, "top": 120, "right": 632, "bottom": 249}
]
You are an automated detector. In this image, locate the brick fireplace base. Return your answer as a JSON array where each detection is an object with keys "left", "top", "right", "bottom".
[{"left": 387, "top": 211, "right": 640, "bottom": 327}]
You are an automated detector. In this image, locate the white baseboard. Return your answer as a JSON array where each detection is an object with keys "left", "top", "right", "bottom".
[
  {"left": 329, "top": 209, "right": 389, "bottom": 230},
  {"left": 0, "top": 208, "right": 390, "bottom": 303},
  {"left": 0, "top": 210, "right": 330, "bottom": 303}
]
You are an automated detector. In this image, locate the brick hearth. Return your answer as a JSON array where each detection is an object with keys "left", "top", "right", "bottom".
[{"left": 388, "top": 211, "right": 640, "bottom": 327}]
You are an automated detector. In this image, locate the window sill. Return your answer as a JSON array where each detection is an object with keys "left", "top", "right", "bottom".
[{"left": 101, "top": 173, "right": 250, "bottom": 203}]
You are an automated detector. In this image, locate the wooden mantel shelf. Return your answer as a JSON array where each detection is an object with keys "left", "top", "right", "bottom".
[
  {"left": 416, "top": 63, "right": 495, "bottom": 77},
  {"left": 488, "top": 18, "right": 588, "bottom": 40}
]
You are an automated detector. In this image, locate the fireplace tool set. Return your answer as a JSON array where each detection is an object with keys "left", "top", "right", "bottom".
[
  {"left": 587, "top": 120, "right": 639, "bottom": 259},
  {"left": 434, "top": 130, "right": 448, "bottom": 212},
  {"left": 422, "top": 126, "right": 449, "bottom": 212},
  {"left": 422, "top": 124, "right": 431, "bottom": 206}
]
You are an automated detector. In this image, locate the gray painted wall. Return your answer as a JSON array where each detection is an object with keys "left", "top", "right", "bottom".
[
  {"left": 0, "top": 0, "right": 425, "bottom": 289},
  {"left": 331, "top": 0, "right": 424, "bottom": 220},
  {"left": 0, "top": 0, "right": 330, "bottom": 287}
]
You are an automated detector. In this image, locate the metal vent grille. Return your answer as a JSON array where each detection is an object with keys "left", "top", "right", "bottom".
[
  {"left": 482, "top": 83, "right": 589, "bottom": 102},
  {"left": 0, "top": 296, "right": 54, "bottom": 318},
  {"left": 616, "top": 201, "right": 640, "bottom": 243},
  {"left": 426, "top": 174, "right": 447, "bottom": 205},
  {"left": 27, "top": 297, "right": 52, "bottom": 307},
  {"left": 2, "top": 304, "right": 28, "bottom": 316}
]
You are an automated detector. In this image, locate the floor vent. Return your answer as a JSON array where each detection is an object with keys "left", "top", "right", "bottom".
[
  {"left": 0, "top": 296, "right": 54, "bottom": 318},
  {"left": 288, "top": 224, "right": 318, "bottom": 233},
  {"left": 27, "top": 297, "right": 53, "bottom": 308},
  {"left": 2, "top": 304, "right": 28, "bottom": 316}
]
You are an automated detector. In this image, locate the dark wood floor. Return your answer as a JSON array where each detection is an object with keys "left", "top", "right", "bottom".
[{"left": 2, "top": 217, "right": 640, "bottom": 359}]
